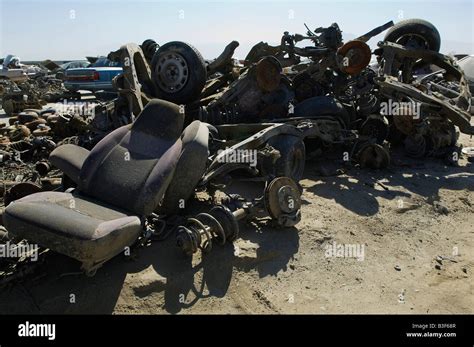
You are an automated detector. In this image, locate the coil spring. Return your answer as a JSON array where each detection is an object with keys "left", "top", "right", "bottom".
[
  {"left": 142, "top": 39, "right": 160, "bottom": 61},
  {"left": 177, "top": 213, "right": 226, "bottom": 255}
]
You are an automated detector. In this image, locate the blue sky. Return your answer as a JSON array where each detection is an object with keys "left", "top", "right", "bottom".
[{"left": 0, "top": 0, "right": 472, "bottom": 60}]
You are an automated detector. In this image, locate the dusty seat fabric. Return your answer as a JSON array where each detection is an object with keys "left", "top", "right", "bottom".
[
  {"left": 4, "top": 99, "right": 185, "bottom": 271},
  {"left": 78, "top": 99, "right": 184, "bottom": 216},
  {"left": 4, "top": 191, "right": 142, "bottom": 268},
  {"left": 49, "top": 144, "right": 90, "bottom": 185},
  {"left": 159, "top": 120, "right": 210, "bottom": 214}
]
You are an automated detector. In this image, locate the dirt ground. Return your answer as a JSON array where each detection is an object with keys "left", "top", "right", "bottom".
[{"left": 0, "top": 127, "right": 472, "bottom": 314}]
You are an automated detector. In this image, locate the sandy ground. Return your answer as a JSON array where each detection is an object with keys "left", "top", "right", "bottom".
[{"left": 0, "top": 122, "right": 472, "bottom": 314}]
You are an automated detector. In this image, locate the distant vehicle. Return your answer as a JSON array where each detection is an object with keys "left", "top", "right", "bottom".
[
  {"left": 60, "top": 60, "right": 90, "bottom": 70},
  {"left": 64, "top": 57, "right": 122, "bottom": 92},
  {"left": 0, "top": 55, "right": 43, "bottom": 82}
]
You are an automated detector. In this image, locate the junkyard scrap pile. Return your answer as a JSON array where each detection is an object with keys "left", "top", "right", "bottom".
[{"left": 0, "top": 18, "right": 473, "bottom": 286}]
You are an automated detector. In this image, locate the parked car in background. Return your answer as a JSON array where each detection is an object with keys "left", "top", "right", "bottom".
[
  {"left": 64, "top": 57, "right": 122, "bottom": 92},
  {"left": 60, "top": 60, "right": 90, "bottom": 70}
]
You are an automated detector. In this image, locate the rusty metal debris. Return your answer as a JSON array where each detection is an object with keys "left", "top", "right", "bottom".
[{"left": 0, "top": 17, "right": 473, "bottom": 280}]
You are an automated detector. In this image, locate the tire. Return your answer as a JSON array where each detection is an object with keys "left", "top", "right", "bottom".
[
  {"left": 151, "top": 41, "right": 207, "bottom": 104},
  {"left": 266, "top": 135, "right": 305, "bottom": 181},
  {"left": 384, "top": 19, "right": 441, "bottom": 52}
]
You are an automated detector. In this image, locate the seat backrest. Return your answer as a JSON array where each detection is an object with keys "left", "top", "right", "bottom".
[
  {"left": 159, "top": 120, "right": 210, "bottom": 215},
  {"left": 78, "top": 99, "right": 184, "bottom": 216}
]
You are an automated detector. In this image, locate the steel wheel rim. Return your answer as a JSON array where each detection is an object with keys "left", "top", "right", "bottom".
[{"left": 155, "top": 52, "right": 189, "bottom": 93}]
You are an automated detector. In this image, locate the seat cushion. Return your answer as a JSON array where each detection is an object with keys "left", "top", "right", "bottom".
[{"left": 4, "top": 191, "right": 142, "bottom": 270}]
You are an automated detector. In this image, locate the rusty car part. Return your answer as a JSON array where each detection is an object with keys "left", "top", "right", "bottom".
[
  {"left": 336, "top": 40, "right": 372, "bottom": 75},
  {"left": 0, "top": 74, "right": 68, "bottom": 116},
  {"left": 403, "top": 134, "right": 427, "bottom": 158},
  {"left": 207, "top": 40, "right": 240, "bottom": 76},
  {"left": 3, "top": 182, "right": 43, "bottom": 206},
  {"left": 359, "top": 115, "right": 389, "bottom": 145},
  {"left": 356, "top": 21, "right": 394, "bottom": 43},
  {"left": 192, "top": 57, "right": 292, "bottom": 125},
  {"left": 264, "top": 176, "right": 301, "bottom": 226},
  {"left": 392, "top": 112, "right": 417, "bottom": 136},
  {"left": 35, "top": 161, "right": 51, "bottom": 176},
  {"left": 202, "top": 123, "right": 302, "bottom": 186},
  {"left": 176, "top": 176, "right": 301, "bottom": 255},
  {"left": 256, "top": 56, "right": 283, "bottom": 92},
  {"left": 108, "top": 43, "right": 156, "bottom": 118},
  {"left": 356, "top": 143, "right": 391, "bottom": 169},
  {"left": 377, "top": 75, "right": 473, "bottom": 135},
  {"left": 176, "top": 205, "right": 237, "bottom": 256},
  {"left": 140, "top": 39, "right": 160, "bottom": 63},
  {"left": 0, "top": 241, "right": 49, "bottom": 289},
  {"left": 374, "top": 40, "right": 473, "bottom": 147}
]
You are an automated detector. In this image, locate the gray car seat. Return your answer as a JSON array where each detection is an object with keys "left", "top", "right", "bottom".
[
  {"left": 159, "top": 120, "right": 210, "bottom": 215},
  {"left": 3, "top": 99, "right": 209, "bottom": 273}
]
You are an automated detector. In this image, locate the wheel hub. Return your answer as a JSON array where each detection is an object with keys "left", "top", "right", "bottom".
[
  {"left": 155, "top": 53, "right": 189, "bottom": 93},
  {"left": 264, "top": 177, "right": 302, "bottom": 227}
]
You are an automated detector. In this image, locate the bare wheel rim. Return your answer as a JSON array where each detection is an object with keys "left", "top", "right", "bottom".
[
  {"left": 155, "top": 52, "right": 189, "bottom": 93},
  {"left": 395, "top": 33, "right": 431, "bottom": 50}
]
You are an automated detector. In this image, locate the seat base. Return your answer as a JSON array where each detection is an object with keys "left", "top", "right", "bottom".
[{"left": 4, "top": 191, "right": 142, "bottom": 272}]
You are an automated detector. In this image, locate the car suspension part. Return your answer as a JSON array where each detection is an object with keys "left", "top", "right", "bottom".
[{"left": 176, "top": 177, "right": 301, "bottom": 256}]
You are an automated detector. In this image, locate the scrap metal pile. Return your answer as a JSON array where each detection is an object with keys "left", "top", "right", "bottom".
[
  {"left": 0, "top": 76, "right": 69, "bottom": 117},
  {"left": 0, "top": 55, "right": 78, "bottom": 117},
  {"left": 0, "top": 18, "right": 473, "bottom": 281}
]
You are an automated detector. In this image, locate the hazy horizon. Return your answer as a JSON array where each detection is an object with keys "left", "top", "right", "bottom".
[{"left": 1, "top": 0, "right": 472, "bottom": 61}]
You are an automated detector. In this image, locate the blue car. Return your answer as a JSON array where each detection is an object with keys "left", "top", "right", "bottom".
[{"left": 64, "top": 57, "right": 122, "bottom": 92}]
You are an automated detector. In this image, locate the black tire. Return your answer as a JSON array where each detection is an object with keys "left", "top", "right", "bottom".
[
  {"left": 151, "top": 41, "right": 207, "bottom": 104},
  {"left": 266, "top": 135, "right": 305, "bottom": 181},
  {"left": 384, "top": 19, "right": 441, "bottom": 52}
]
